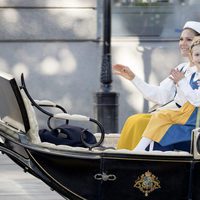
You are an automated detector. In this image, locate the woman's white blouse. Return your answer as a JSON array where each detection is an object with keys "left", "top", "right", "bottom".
[{"left": 131, "top": 62, "right": 198, "bottom": 106}]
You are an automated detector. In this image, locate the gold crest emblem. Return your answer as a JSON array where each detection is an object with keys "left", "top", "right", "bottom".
[{"left": 134, "top": 170, "right": 161, "bottom": 197}]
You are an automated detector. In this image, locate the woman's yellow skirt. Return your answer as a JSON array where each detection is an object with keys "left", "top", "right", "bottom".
[{"left": 116, "top": 113, "right": 152, "bottom": 150}]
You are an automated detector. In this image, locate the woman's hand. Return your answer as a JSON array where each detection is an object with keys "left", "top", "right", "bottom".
[
  {"left": 112, "top": 64, "right": 135, "bottom": 80},
  {"left": 169, "top": 69, "right": 185, "bottom": 84}
]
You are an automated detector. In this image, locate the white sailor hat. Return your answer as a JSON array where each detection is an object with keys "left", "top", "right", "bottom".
[{"left": 183, "top": 21, "right": 200, "bottom": 34}]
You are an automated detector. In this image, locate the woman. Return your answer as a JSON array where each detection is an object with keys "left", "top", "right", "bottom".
[
  {"left": 134, "top": 35, "right": 200, "bottom": 151},
  {"left": 113, "top": 21, "right": 200, "bottom": 151}
]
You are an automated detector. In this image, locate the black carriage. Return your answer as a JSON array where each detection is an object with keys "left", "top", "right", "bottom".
[{"left": 0, "top": 71, "right": 200, "bottom": 200}]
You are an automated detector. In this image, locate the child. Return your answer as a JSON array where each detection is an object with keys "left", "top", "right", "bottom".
[{"left": 134, "top": 36, "right": 200, "bottom": 152}]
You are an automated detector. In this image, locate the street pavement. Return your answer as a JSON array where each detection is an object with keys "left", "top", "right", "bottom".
[{"left": 0, "top": 153, "right": 64, "bottom": 200}]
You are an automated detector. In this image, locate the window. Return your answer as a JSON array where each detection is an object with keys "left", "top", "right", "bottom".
[{"left": 112, "top": 0, "right": 200, "bottom": 39}]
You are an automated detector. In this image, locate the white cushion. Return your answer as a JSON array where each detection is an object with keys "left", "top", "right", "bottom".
[{"left": 20, "top": 90, "right": 41, "bottom": 144}]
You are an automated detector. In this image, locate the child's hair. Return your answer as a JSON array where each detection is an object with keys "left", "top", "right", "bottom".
[{"left": 190, "top": 36, "right": 200, "bottom": 52}]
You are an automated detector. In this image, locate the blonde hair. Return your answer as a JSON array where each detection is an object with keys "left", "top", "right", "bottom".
[{"left": 190, "top": 36, "right": 200, "bottom": 52}]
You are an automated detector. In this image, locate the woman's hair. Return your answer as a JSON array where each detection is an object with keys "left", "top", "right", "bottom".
[
  {"left": 191, "top": 29, "right": 200, "bottom": 36},
  {"left": 184, "top": 28, "right": 200, "bottom": 36},
  {"left": 192, "top": 29, "right": 200, "bottom": 36},
  {"left": 190, "top": 36, "right": 200, "bottom": 52}
]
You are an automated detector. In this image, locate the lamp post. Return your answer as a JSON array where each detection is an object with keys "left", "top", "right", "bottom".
[{"left": 94, "top": 0, "right": 119, "bottom": 133}]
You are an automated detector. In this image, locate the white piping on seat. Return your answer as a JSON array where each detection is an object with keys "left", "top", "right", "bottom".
[
  {"left": 34, "top": 142, "right": 191, "bottom": 156},
  {"left": 33, "top": 133, "right": 191, "bottom": 157}
]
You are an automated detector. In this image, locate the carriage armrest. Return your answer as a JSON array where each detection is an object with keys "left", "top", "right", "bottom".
[
  {"left": 34, "top": 100, "right": 57, "bottom": 107},
  {"left": 53, "top": 113, "right": 90, "bottom": 121},
  {"left": 53, "top": 113, "right": 105, "bottom": 149}
]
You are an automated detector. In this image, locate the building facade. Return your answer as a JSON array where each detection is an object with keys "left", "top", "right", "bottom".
[{"left": 0, "top": 0, "right": 199, "bottom": 132}]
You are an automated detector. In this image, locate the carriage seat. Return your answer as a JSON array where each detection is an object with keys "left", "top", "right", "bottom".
[
  {"left": 0, "top": 71, "right": 193, "bottom": 157},
  {"left": 1, "top": 87, "right": 192, "bottom": 157}
]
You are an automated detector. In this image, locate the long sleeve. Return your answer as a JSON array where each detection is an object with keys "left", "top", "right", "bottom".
[
  {"left": 132, "top": 76, "right": 176, "bottom": 105},
  {"left": 131, "top": 62, "right": 191, "bottom": 106}
]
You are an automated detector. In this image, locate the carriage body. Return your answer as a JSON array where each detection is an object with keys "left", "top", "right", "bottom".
[{"left": 0, "top": 71, "right": 200, "bottom": 200}]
